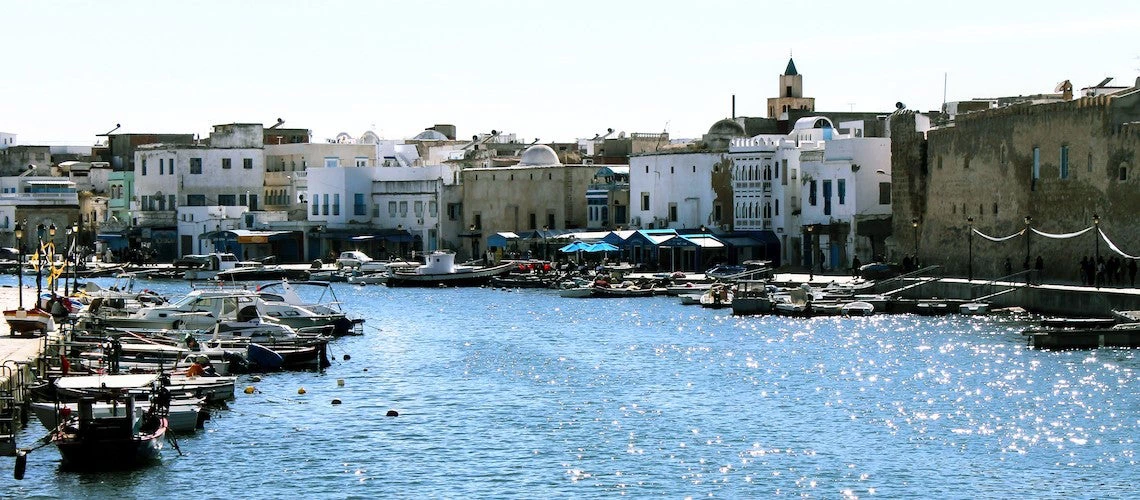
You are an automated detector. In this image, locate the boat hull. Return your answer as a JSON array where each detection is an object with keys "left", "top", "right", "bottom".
[
  {"left": 55, "top": 427, "right": 165, "bottom": 470},
  {"left": 386, "top": 263, "right": 514, "bottom": 287}
]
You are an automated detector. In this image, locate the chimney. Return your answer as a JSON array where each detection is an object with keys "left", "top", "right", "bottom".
[{"left": 731, "top": 94, "right": 736, "bottom": 119}]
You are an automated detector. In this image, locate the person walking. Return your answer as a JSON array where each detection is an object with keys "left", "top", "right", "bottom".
[
  {"left": 1034, "top": 255, "right": 1044, "bottom": 285},
  {"left": 851, "top": 255, "right": 861, "bottom": 278}
]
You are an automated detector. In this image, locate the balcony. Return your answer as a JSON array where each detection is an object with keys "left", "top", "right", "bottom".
[{"left": 0, "top": 192, "right": 79, "bottom": 206}]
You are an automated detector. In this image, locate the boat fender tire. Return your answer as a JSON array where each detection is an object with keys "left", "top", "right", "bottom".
[{"left": 14, "top": 450, "right": 27, "bottom": 480}]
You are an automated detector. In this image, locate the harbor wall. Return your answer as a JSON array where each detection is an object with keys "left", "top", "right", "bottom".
[{"left": 882, "top": 278, "right": 1140, "bottom": 317}]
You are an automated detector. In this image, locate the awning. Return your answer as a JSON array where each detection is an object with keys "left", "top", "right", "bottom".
[
  {"left": 488, "top": 231, "right": 521, "bottom": 248},
  {"left": 319, "top": 228, "right": 413, "bottom": 242},
  {"left": 203, "top": 229, "right": 299, "bottom": 243}
]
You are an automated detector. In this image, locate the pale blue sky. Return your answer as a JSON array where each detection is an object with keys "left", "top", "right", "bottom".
[{"left": 3, "top": 0, "right": 1138, "bottom": 145}]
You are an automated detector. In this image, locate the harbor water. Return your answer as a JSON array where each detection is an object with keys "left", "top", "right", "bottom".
[{"left": 4, "top": 277, "right": 1139, "bottom": 498}]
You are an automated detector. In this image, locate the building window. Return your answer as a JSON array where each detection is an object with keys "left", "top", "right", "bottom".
[
  {"left": 668, "top": 203, "right": 678, "bottom": 222},
  {"left": 169, "top": 194, "right": 176, "bottom": 210},
  {"left": 399, "top": 201, "right": 408, "bottom": 216},
  {"left": 1088, "top": 152, "right": 1093, "bottom": 172},
  {"left": 389, "top": 201, "right": 397, "bottom": 217},
  {"left": 332, "top": 194, "right": 340, "bottom": 216},
  {"left": 324, "top": 157, "right": 339, "bottom": 168},
  {"left": 322, "top": 194, "right": 329, "bottom": 215},
  {"left": 414, "top": 201, "right": 424, "bottom": 217},
  {"left": 354, "top": 193, "right": 366, "bottom": 216},
  {"left": 190, "top": 158, "right": 202, "bottom": 174},
  {"left": 714, "top": 204, "right": 722, "bottom": 223},
  {"left": 822, "top": 180, "right": 832, "bottom": 215},
  {"left": 218, "top": 194, "right": 236, "bottom": 206},
  {"left": 1031, "top": 147, "right": 1040, "bottom": 191},
  {"left": 809, "top": 179, "right": 818, "bottom": 206},
  {"left": 1060, "top": 146, "right": 1069, "bottom": 179},
  {"left": 1120, "top": 166, "right": 1128, "bottom": 181},
  {"left": 641, "top": 192, "right": 650, "bottom": 211},
  {"left": 141, "top": 158, "right": 147, "bottom": 175},
  {"left": 838, "top": 179, "right": 846, "bottom": 205},
  {"left": 429, "top": 201, "right": 438, "bottom": 217},
  {"left": 447, "top": 203, "right": 460, "bottom": 221},
  {"left": 529, "top": 213, "right": 537, "bottom": 229},
  {"left": 312, "top": 197, "right": 319, "bottom": 215},
  {"left": 546, "top": 213, "right": 555, "bottom": 229},
  {"left": 355, "top": 157, "right": 367, "bottom": 167},
  {"left": 222, "top": 158, "right": 232, "bottom": 169},
  {"left": 878, "top": 182, "right": 891, "bottom": 204},
  {"left": 159, "top": 158, "right": 164, "bottom": 175},
  {"left": 243, "top": 158, "right": 253, "bottom": 169},
  {"left": 187, "top": 194, "right": 205, "bottom": 206}
]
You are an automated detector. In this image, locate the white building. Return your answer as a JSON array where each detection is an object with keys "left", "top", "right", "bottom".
[
  {"left": 0, "top": 132, "right": 15, "bottom": 149},
  {"left": 628, "top": 151, "right": 730, "bottom": 230},
  {"left": 134, "top": 124, "right": 265, "bottom": 259},
  {"left": 730, "top": 116, "right": 892, "bottom": 269}
]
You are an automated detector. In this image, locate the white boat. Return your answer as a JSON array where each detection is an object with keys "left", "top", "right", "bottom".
[
  {"left": 959, "top": 302, "right": 990, "bottom": 315},
  {"left": 51, "top": 373, "right": 236, "bottom": 403},
  {"left": 841, "top": 301, "right": 875, "bottom": 316},
  {"left": 559, "top": 286, "right": 594, "bottom": 298},
  {"left": 699, "top": 285, "right": 734, "bottom": 309},
  {"left": 182, "top": 253, "right": 241, "bottom": 280},
  {"left": 347, "top": 272, "right": 389, "bottom": 285},
  {"left": 386, "top": 251, "right": 514, "bottom": 287},
  {"left": 3, "top": 307, "right": 55, "bottom": 334},
  {"left": 679, "top": 293, "right": 703, "bottom": 305},
  {"left": 30, "top": 397, "right": 205, "bottom": 433}
]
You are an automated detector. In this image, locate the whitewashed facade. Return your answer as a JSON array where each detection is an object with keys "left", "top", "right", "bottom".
[{"left": 628, "top": 151, "right": 726, "bottom": 230}]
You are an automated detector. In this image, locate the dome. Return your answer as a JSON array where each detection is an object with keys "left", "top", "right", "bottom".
[
  {"left": 518, "top": 144, "right": 561, "bottom": 166},
  {"left": 412, "top": 129, "right": 449, "bottom": 141},
  {"left": 707, "top": 119, "right": 746, "bottom": 137}
]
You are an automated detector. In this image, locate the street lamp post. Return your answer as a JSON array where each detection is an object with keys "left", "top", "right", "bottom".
[
  {"left": 911, "top": 217, "right": 919, "bottom": 269},
  {"left": 64, "top": 224, "right": 74, "bottom": 296},
  {"left": 967, "top": 217, "right": 974, "bottom": 282},
  {"left": 1093, "top": 213, "right": 1100, "bottom": 288},
  {"left": 1024, "top": 216, "right": 1032, "bottom": 283},
  {"left": 542, "top": 225, "right": 549, "bottom": 262},
  {"left": 806, "top": 224, "right": 814, "bottom": 281},
  {"left": 14, "top": 221, "right": 24, "bottom": 309}
]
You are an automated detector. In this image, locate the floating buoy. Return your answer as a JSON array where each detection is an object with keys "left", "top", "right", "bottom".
[
  {"left": 385, "top": 410, "right": 399, "bottom": 417},
  {"left": 363, "top": 368, "right": 368, "bottom": 372},
  {"left": 297, "top": 387, "right": 307, "bottom": 395},
  {"left": 331, "top": 398, "right": 342, "bottom": 405},
  {"left": 244, "top": 386, "right": 256, "bottom": 394},
  {"left": 343, "top": 354, "right": 351, "bottom": 361},
  {"left": 251, "top": 375, "right": 262, "bottom": 382},
  {"left": 337, "top": 379, "right": 345, "bottom": 387}
]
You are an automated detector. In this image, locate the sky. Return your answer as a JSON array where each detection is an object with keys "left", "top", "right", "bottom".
[{"left": 3, "top": 0, "right": 1138, "bottom": 146}]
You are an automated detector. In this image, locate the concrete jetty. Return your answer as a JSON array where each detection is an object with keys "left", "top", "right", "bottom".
[{"left": 1, "top": 286, "right": 47, "bottom": 422}]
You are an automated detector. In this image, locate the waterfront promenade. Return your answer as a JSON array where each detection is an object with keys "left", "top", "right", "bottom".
[{"left": 0, "top": 286, "right": 47, "bottom": 394}]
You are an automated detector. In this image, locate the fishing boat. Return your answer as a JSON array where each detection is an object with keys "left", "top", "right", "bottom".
[
  {"left": 213, "top": 262, "right": 311, "bottom": 282},
  {"left": 386, "top": 251, "right": 514, "bottom": 287},
  {"left": 51, "top": 395, "right": 167, "bottom": 471},
  {"left": 731, "top": 281, "right": 776, "bottom": 315},
  {"left": 31, "top": 397, "right": 204, "bottom": 433},
  {"left": 3, "top": 307, "right": 55, "bottom": 334},
  {"left": 699, "top": 284, "right": 734, "bottom": 309},
  {"left": 182, "top": 253, "right": 241, "bottom": 280},
  {"left": 347, "top": 272, "right": 389, "bottom": 285}
]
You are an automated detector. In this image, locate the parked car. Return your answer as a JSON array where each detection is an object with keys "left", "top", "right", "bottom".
[
  {"left": 858, "top": 262, "right": 903, "bottom": 280},
  {"left": 336, "top": 251, "right": 390, "bottom": 272}
]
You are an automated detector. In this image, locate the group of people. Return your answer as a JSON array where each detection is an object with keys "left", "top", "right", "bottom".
[{"left": 1079, "top": 255, "right": 1138, "bottom": 288}]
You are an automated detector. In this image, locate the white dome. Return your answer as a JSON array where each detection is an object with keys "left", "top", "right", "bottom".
[
  {"left": 412, "top": 130, "right": 449, "bottom": 141},
  {"left": 518, "top": 144, "right": 560, "bottom": 166}
]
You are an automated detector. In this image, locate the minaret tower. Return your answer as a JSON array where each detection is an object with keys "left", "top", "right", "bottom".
[{"left": 767, "top": 57, "right": 815, "bottom": 119}]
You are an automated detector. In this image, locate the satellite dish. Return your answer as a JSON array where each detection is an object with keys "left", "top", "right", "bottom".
[
  {"left": 490, "top": 130, "right": 498, "bottom": 136},
  {"left": 895, "top": 102, "right": 906, "bottom": 110}
]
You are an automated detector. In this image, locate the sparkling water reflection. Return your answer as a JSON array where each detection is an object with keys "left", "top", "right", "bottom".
[{"left": 4, "top": 278, "right": 1139, "bottom": 497}]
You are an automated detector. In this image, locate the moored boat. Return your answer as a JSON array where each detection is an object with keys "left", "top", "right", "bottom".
[
  {"left": 386, "top": 251, "right": 514, "bottom": 287},
  {"left": 52, "top": 395, "right": 167, "bottom": 471}
]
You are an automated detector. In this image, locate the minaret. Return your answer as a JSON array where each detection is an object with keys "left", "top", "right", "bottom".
[{"left": 767, "top": 57, "right": 815, "bottom": 119}]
